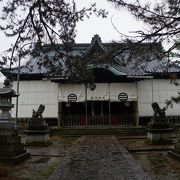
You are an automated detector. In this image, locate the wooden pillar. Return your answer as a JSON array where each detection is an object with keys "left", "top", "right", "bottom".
[
  {"left": 135, "top": 81, "right": 139, "bottom": 126},
  {"left": 91, "top": 101, "right": 95, "bottom": 116},
  {"left": 100, "top": 101, "right": 104, "bottom": 116},
  {"left": 134, "top": 101, "right": 139, "bottom": 126},
  {"left": 108, "top": 83, "right": 111, "bottom": 126},
  {"left": 85, "top": 84, "right": 88, "bottom": 126},
  {"left": 58, "top": 102, "right": 63, "bottom": 128}
]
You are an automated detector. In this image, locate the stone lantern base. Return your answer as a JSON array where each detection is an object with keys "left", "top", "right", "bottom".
[
  {"left": 147, "top": 123, "right": 173, "bottom": 144},
  {"left": 24, "top": 118, "right": 51, "bottom": 146},
  {"left": 0, "top": 126, "right": 29, "bottom": 164}
]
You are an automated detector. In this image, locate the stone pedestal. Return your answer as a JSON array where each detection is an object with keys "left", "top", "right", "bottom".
[
  {"left": 147, "top": 120, "right": 173, "bottom": 144},
  {"left": 24, "top": 118, "right": 51, "bottom": 145},
  {"left": 0, "top": 122, "right": 29, "bottom": 164}
]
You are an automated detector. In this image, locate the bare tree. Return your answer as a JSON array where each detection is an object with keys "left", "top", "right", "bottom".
[
  {"left": 108, "top": 0, "right": 180, "bottom": 55},
  {"left": 108, "top": 0, "right": 180, "bottom": 106},
  {"left": 0, "top": 0, "right": 107, "bottom": 76}
]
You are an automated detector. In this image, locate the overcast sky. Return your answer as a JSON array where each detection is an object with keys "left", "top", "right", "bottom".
[
  {"left": 0, "top": 0, "right": 146, "bottom": 55},
  {"left": 75, "top": 0, "right": 146, "bottom": 43}
]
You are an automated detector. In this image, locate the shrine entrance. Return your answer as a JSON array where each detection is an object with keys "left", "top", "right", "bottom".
[
  {"left": 58, "top": 82, "right": 138, "bottom": 127},
  {"left": 59, "top": 101, "right": 137, "bottom": 127}
]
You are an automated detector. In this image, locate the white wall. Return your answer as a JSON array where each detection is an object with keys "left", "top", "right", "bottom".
[
  {"left": 138, "top": 79, "right": 180, "bottom": 117},
  {"left": 10, "top": 79, "right": 180, "bottom": 118},
  {"left": 12, "top": 80, "right": 58, "bottom": 118}
]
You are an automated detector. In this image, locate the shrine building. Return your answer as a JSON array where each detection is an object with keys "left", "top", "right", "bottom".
[{"left": 2, "top": 35, "right": 180, "bottom": 127}]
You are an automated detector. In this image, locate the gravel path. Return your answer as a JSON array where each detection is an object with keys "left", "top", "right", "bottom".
[{"left": 49, "top": 135, "right": 150, "bottom": 180}]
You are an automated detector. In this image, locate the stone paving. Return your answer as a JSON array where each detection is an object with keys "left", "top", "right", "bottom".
[{"left": 49, "top": 135, "right": 150, "bottom": 180}]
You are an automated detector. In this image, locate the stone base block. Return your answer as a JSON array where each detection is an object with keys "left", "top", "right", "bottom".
[
  {"left": 0, "top": 128, "right": 18, "bottom": 136},
  {"left": 147, "top": 128, "right": 173, "bottom": 144},
  {"left": 0, "top": 135, "right": 21, "bottom": 144},
  {"left": 27, "top": 118, "right": 48, "bottom": 130},
  {"left": 25, "top": 130, "right": 51, "bottom": 146},
  {"left": 0, "top": 121, "right": 15, "bottom": 129},
  {"left": 148, "top": 123, "right": 170, "bottom": 129},
  {"left": 0, "top": 144, "right": 25, "bottom": 156},
  {"left": 0, "top": 152, "right": 30, "bottom": 164},
  {"left": 0, "top": 132, "right": 29, "bottom": 163}
]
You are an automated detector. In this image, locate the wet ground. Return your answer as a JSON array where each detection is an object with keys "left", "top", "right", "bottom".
[
  {"left": 118, "top": 138, "right": 180, "bottom": 180},
  {"left": 49, "top": 136, "right": 149, "bottom": 180},
  {"left": 0, "top": 135, "right": 179, "bottom": 180},
  {"left": 134, "top": 151, "right": 180, "bottom": 180},
  {"left": 0, "top": 136, "right": 78, "bottom": 180}
]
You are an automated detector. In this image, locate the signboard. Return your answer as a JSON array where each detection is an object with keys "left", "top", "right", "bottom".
[
  {"left": 118, "top": 93, "right": 128, "bottom": 102},
  {"left": 67, "top": 94, "right": 77, "bottom": 102}
]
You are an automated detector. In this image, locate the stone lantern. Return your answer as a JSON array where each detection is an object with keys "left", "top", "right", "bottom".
[
  {"left": 0, "top": 79, "right": 18, "bottom": 127},
  {"left": 0, "top": 79, "right": 29, "bottom": 163}
]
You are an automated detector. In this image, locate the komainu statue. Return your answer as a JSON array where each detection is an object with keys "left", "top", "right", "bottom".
[
  {"left": 151, "top": 102, "right": 166, "bottom": 118},
  {"left": 32, "top": 104, "right": 45, "bottom": 119},
  {"left": 148, "top": 103, "right": 172, "bottom": 145}
]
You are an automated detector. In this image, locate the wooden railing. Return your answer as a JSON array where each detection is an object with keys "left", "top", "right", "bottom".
[{"left": 62, "top": 114, "right": 135, "bottom": 127}]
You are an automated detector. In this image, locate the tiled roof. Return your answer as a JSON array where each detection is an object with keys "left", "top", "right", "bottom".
[{"left": 3, "top": 35, "right": 180, "bottom": 78}]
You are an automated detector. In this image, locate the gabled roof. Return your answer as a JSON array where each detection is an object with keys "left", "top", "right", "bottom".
[
  {"left": 83, "top": 34, "right": 106, "bottom": 56},
  {"left": 2, "top": 35, "right": 180, "bottom": 81}
]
